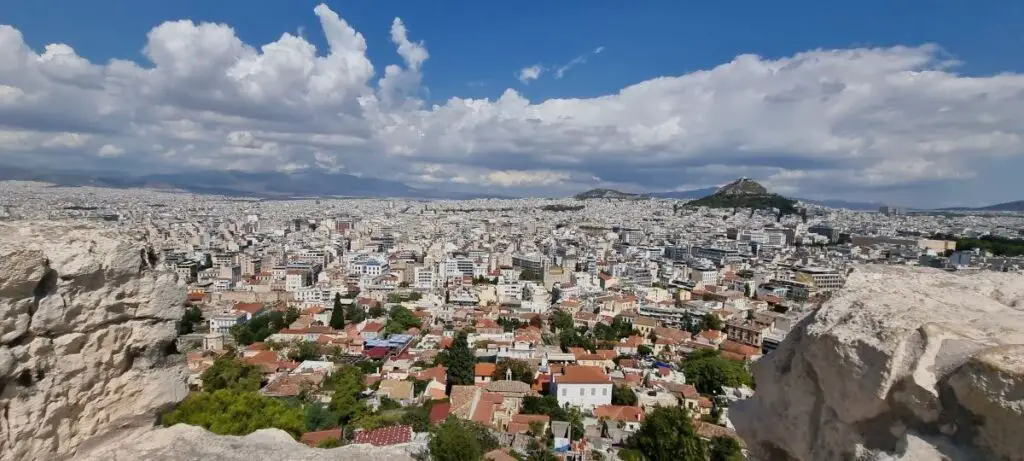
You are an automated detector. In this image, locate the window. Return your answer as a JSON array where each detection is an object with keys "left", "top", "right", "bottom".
[
  {"left": 602, "top": 388, "right": 608, "bottom": 396},
  {"left": 562, "top": 388, "right": 567, "bottom": 396},
  {"left": 590, "top": 388, "right": 595, "bottom": 396},
  {"left": 580, "top": 388, "right": 585, "bottom": 396}
]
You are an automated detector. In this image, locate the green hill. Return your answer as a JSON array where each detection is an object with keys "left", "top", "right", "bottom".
[{"left": 685, "top": 178, "right": 799, "bottom": 215}]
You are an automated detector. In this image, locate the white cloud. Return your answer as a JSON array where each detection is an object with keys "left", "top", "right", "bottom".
[
  {"left": 554, "top": 47, "right": 603, "bottom": 79},
  {"left": 97, "top": 144, "right": 125, "bottom": 157},
  {"left": 517, "top": 65, "right": 542, "bottom": 84},
  {"left": 0, "top": 5, "right": 1023, "bottom": 203}
]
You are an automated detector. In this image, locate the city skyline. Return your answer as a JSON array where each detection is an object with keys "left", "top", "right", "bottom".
[{"left": 3, "top": 1, "right": 1024, "bottom": 207}]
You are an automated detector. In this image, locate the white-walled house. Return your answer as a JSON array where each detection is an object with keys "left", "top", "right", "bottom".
[{"left": 552, "top": 366, "right": 613, "bottom": 411}]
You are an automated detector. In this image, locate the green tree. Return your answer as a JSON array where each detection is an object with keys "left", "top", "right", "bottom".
[
  {"left": 446, "top": 332, "right": 475, "bottom": 386},
  {"left": 317, "top": 438, "right": 342, "bottom": 448},
  {"left": 329, "top": 293, "right": 346, "bottom": 330},
  {"left": 428, "top": 417, "right": 499, "bottom": 461},
  {"left": 637, "top": 345, "right": 653, "bottom": 356},
  {"left": 525, "top": 438, "right": 558, "bottom": 461},
  {"left": 345, "top": 304, "right": 366, "bottom": 324},
  {"left": 287, "top": 341, "right": 322, "bottom": 363},
  {"left": 520, "top": 395, "right": 584, "bottom": 441},
  {"left": 161, "top": 390, "right": 304, "bottom": 437},
  {"left": 682, "top": 350, "right": 753, "bottom": 395},
  {"left": 401, "top": 403, "right": 432, "bottom": 432},
  {"left": 628, "top": 406, "right": 706, "bottom": 461},
  {"left": 702, "top": 313, "right": 724, "bottom": 331},
  {"left": 200, "top": 356, "right": 262, "bottom": 392},
  {"left": 178, "top": 306, "right": 204, "bottom": 335},
  {"left": 493, "top": 359, "right": 535, "bottom": 384},
  {"left": 304, "top": 402, "right": 341, "bottom": 431},
  {"left": 612, "top": 384, "right": 638, "bottom": 406},
  {"left": 385, "top": 305, "right": 422, "bottom": 335},
  {"left": 550, "top": 310, "right": 574, "bottom": 331},
  {"left": 326, "top": 365, "right": 368, "bottom": 425},
  {"left": 369, "top": 305, "right": 386, "bottom": 318},
  {"left": 709, "top": 436, "right": 744, "bottom": 461}
]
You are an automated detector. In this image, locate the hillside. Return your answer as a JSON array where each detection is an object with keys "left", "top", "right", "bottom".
[
  {"left": 684, "top": 178, "right": 799, "bottom": 214},
  {"left": 573, "top": 188, "right": 643, "bottom": 200},
  {"left": 977, "top": 200, "right": 1024, "bottom": 212}
]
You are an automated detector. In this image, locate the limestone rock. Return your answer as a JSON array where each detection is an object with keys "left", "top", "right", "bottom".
[
  {"left": 732, "top": 265, "right": 1024, "bottom": 461},
  {"left": 0, "top": 222, "right": 188, "bottom": 461},
  {"left": 72, "top": 424, "right": 419, "bottom": 461}
]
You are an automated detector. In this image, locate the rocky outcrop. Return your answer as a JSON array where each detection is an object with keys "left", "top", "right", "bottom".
[
  {"left": 732, "top": 265, "right": 1024, "bottom": 461},
  {"left": 73, "top": 425, "right": 420, "bottom": 461},
  {"left": 0, "top": 222, "right": 188, "bottom": 461}
]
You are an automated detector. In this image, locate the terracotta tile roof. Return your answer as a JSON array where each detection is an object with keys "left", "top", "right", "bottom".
[
  {"left": 233, "top": 303, "right": 264, "bottom": 314},
  {"left": 720, "top": 340, "right": 761, "bottom": 358},
  {"left": 511, "top": 414, "right": 550, "bottom": 425},
  {"left": 300, "top": 428, "right": 342, "bottom": 446},
  {"left": 694, "top": 421, "right": 744, "bottom": 446},
  {"left": 699, "top": 330, "right": 725, "bottom": 341},
  {"left": 557, "top": 366, "right": 611, "bottom": 385},
  {"left": 429, "top": 402, "right": 452, "bottom": 424},
  {"left": 475, "top": 363, "right": 497, "bottom": 378},
  {"left": 245, "top": 342, "right": 269, "bottom": 351},
  {"left": 352, "top": 425, "right": 413, "bottom": 446},
  {"left": 698, "top": 397, "right": 713, "bottom": 409},
  {"left": 720, "top": 350, "right": 747, "bottom": 362},
  {"left": 362, "top": 322, "right": 385, "bottom": 333},
  {"left": 676, "top": 383, "right": 700, "bottom": 399},
  {"left": 415, "top": 365, "right": 447, "bottom": 384},
  {"left": 449, "top": 385, "right": 480, "bottom": 419},
  {"left": 243, "top": 350, "right": 279, "bottom": 365},
  {"left": 593, "top": 405, "right": 645, "bottom": 422}
]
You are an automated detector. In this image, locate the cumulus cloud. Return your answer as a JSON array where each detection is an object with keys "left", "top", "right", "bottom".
[
  {"left": 1, "top": 5, "right": 1024, "bottom": 203},
  {"left": 517, "top": 65, "right": 543, "bottom": 84}
]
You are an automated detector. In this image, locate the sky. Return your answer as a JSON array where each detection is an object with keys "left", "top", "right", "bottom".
[{"left": 3, "top": 1, "right": 1024, "bottom": 207}]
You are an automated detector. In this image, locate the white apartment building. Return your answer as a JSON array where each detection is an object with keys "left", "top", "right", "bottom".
[
  {"left": 210, "top": 311, "right": 246, "bottom": 334},
  {"left": 285, "top": 269, "right": 313, "bottom": 292},
  {"left": 794, "top": 267, "right": 844, "bottom": 290},
  {"left": 553, "top": 366, "right": 614, "bottom": 411},
  {"left": 414, "top": 266, "right": 436, "bottom": 289},
  {"left": 689, "top": 267, "right": 720, "bottom": 287},
  {"left": 294, "top": 287, "right": 331, "bottom": 304}
]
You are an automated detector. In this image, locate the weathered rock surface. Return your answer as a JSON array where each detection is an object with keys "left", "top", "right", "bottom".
[
  {"left": 0, "top": 222, "right": 188, "bottom": 461},
  {"left": 733, "top": 265, "right": 1024, "bottom": 461},
  {"left": 73, "top": 424, "right": 419, "bottom": 461}
]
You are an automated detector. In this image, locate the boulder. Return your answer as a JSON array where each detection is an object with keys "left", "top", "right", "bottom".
[
  {"left": 0, "top": 222, "right": 188, "bottom": 461},
  {"left": 732, "top": 265, "right": 1024, "bottom": 461},
  {"left": 73, "top": 424, "right": 419, "bottom": 461}
]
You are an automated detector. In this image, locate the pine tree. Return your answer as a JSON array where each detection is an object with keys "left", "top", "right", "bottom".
[
  {"left": 446, "top": 332, "right": 475, "bottom": 388},
  {"left": 329, "top": 293, "right": 346, "bottom": 330}
]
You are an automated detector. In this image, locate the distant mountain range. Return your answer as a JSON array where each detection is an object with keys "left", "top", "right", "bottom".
[
  {"left": 2, "top": 165, "right": 1020, "bottom": 211},
  {"left": 0, "top": 166, "right": 501, "bottom": 200}
]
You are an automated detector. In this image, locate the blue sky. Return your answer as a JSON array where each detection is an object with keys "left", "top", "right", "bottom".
[{"left": 3, "top": 1, "right": 1024, "bottom": 206}]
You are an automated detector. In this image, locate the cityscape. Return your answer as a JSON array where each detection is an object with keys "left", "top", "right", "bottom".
[
  {"left": 2, "top": 2, "right": 1024, "bottom": 461},
  {"left": 3, "top": 175, "right": 1024, "bottom": 460}
]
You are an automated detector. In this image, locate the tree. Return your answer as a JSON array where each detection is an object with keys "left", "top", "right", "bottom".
[
  {"left": 709, "top": 436, "right": 744, "bottom": 461},
  {"left": 178, "top": 306, "right": 204, "bottom": 335},
  {"left": 304, "top": 402, "right": 341, "bottom": 431},
  {"left": 637, "top": 345, "right": 653, "bottom": 357},
  {"left": 317, "top": 438, "right": 342, "bottom": 448},
  {"left": 200, "top": 356, "right": 262, "bottom": 392},
  {"left": 611, "top": 384, "right": 638, "bottom": 406},
  {"left": 326, "top": 365, "right": 368, "bottom": 425},
  {"left": 681, "top": 350, "right": 753, "bottom": 395},
  {"left": 446, "top": 332, "right": 475, "bottom": 387},
  {"left": 401, "top": 403, "right": 433, "bottom": 432},
  {"left": 161, "top": 390, "right": 304, "bottom": 437},
  {"left": 520, "top": 395, "right": 584, "bottom": 441},
  {"left": 369, "top": 305, "right": 386, "bottom": 318},
  {"left": 345, "top": 304, "right": 366, "bottom": 325},
  {"left": 550, "top": 310, "right": 574, "bottom": 332},
  {"left": 428, "top": 417, "right": 499, "bottom": 461},
  {"left": 329, "top": 294, "right": 346, "bottom": 329},
  {"left": 528, "top": 315, "right": 543, "bottom": 329},
  {"left": 385, "top": 305, "right": 422, "bottom": 335},
  {"left": 492, "top": 359, "right": 535, "bottom": 384},
  {"left": 628, "top": 406, "right": 706, "bottom": 461},
  {"left": 287, "top": 341, "right": 322, "bottom": 363},
  {"left": 701, "top": 312, "right": 723, "bottom": 331}
]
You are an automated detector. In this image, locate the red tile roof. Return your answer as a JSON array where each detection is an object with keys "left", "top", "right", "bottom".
[
  {"left": 300, "top": 428, "right": 342, "bottom": 446},
  {"left": 475, "top": 363, "right": 497, "bottom": 378},
  {"left": 352, "top": 425, "right": 413, "bottom": 446},
  {"left": 557, "top": 366, "right": 611, "bottom": 385},
  {"left": 593, "top": 405, "right": 645, "bottom": 422},
  {"left": 428, "top": 402, "right": 451, "bottom": 425}
]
